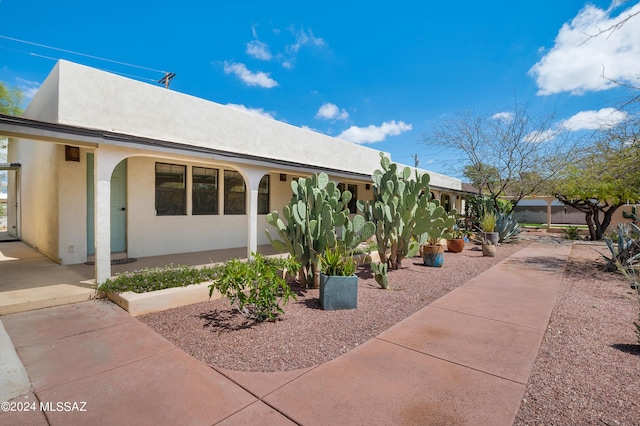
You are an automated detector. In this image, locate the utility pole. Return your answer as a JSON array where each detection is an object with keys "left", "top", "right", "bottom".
[
  {"left": 413, "top": 154, "right": 420, "bottom": 168},
  {"left": 159, "top": 72, "right": 176, "bottom": 89}
]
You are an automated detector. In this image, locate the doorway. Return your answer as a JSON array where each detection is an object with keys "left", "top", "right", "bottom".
[{"left": 86, "top": 154, "right": 127, "bottom": 255}]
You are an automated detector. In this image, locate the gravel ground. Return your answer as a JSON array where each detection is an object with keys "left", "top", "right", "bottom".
[
  {"left": 139, "top": 240, "right": 527, "bottom": 371},
  {"left": 515, "top": 242, "right": 640, "bottom": 425},
  {"left": 139, "top": 235, "right": 640, "bottom": 424}
]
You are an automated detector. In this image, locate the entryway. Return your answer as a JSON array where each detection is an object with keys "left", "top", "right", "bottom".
[{"left": 86, "top": 155, "right": 127, "bottom": 262}]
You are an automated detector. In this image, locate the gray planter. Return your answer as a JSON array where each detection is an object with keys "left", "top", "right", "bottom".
[
  {"left": 483, "top": 231, "right": 499, "bottom": 246},
  {"left": 319, "top": 273, "right": 358, "bottom": 310}
]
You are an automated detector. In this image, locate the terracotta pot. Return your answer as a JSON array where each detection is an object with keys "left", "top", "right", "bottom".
[{"left": 446, "top": 238, "right": 465, "bottom": 253}]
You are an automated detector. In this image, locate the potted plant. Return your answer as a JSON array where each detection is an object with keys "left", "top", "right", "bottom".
[
  {"left": 446, "top": 227, "right": 468, "bottom": 253},
  {"left": 478, "top": 235, "right": 497, "bottom": 257},
  {"left": 318, "top": 245, "right": 358, "bottom": 310},
  {"left": 480, "top": 212, "right": 499, "bottom": 246},
  {"left": 421, "top": 226, "right": 453, "bottom": 268}
]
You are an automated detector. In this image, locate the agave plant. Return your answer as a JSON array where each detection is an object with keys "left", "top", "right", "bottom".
[
  {"left": 494, "top": 210, "right": 523, "bottom": 243},
  {"left": 602, "top": 222, "right": 640, "bottom": 272}
]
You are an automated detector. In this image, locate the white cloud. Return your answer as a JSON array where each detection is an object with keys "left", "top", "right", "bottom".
[
  {"left": 523, "top": 129, "right": 559, "bottom": 144},
  {"left": 288, "top": 27, "right": 326, "bottom": 53},
  {"left": 315, "top": 103, "right": 349, "bottom": 120},
  {"left": 491, "top": 112, "right": 514, "bottom": 121},
  {"left": 15, "top": 78, "right": 40, "bottom": 100},
  {"left": 225, "top": 103, "right": 275, "bottom": 119},
  {"left": 246, "top": 40, "right": 272, "bottom": 61},
  {"left": 530, "top": 2, "right": 640, "bottom": 95},
  {"left": 223, "top": 61, "right": 278, "bottom": 88},
  {"left": 560, "top": 107, "right": 628, "bottom": 131},
  {"left": 338, "top": 120, "right": 412, "bottom": 144}
]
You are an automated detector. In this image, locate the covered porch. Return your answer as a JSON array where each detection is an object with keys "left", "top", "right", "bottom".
[{"left": 0, "top": 239, "right": 278, "bottom": 315}]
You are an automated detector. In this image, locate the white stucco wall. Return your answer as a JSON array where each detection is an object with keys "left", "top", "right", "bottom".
[
  {"left": 7, "top": 139, "right": 59, "bottom": 261},
  {"left": 53, "top": 60, "right": 390, "bottom": 178},
  {"left": 21, "top": 64, "right": 60, "bottom": 123},
  {"left": 57, "top": 147, "right": 90, "bottom": 264},
  {"left": 6, "top": 65, "right": 63, "bottom": 261}
]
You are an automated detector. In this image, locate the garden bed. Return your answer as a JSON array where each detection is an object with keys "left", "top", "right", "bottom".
[{"left": 138, "top": 241, "right": 527, "bottom": 371}]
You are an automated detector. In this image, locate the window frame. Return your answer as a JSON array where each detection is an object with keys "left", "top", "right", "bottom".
[
  {"left": 192, "top": 166, "right": 219, "bottom": 215},
  {"left": 224, "top": 170, "right": 246, "bottom": 215},
  {"left": 338, "top": 183, "right": 358, "bottom": 213},
  {"left": 155, "top": 162, "right": 186, "bottom": 216}
]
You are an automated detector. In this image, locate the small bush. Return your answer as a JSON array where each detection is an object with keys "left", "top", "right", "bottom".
[
  {"left": 563, "top": 226, "right": 582, "bottom": 240},
  {"left": 209, "top": 253, "right": 298, "bottom": 322},
  {"left": 100, "top": 264, "right": 222, "bottom": 294}
]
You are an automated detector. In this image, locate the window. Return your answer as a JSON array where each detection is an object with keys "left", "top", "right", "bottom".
[
  {"left": 155, "top": 163, "right": 186, "bottom": 215},
  {"left": 258, "top": 175, "right": 270, "bottom": 214},
  {"left": 193, "top": 167, "right": 218, "bottom": 215},
  {"left": 338, "top": 183, "right": 358, "bottom": 213},
  {"left": 224, "top": 170, "right": 246, "bottom": 214},
  {"left": 441, "top": 193, "right": 452, "bottom": 212}
]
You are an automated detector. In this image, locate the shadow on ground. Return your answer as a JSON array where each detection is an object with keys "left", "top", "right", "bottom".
[
  {"left": 197, "top": 309, "right": 258, "bottom": 332},
  {"left": 503, "top": 255, "right": 568, "bottom": 272},
  {"left": 610, "top": 343, "right": 640, "bottom": 356}
]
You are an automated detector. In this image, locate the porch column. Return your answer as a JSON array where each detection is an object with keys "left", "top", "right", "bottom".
[
  {"left": 545, "top": 197, "right": 553, "bottom": 229},
  {"left": 236, "top": 166, "right": 270, "bottom": 260},
  {"left": 93, "top": 147, "right": 127, "bottom": 285}
]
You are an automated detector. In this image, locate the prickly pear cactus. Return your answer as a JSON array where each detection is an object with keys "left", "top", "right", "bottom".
[
  {"left": 359, "top": 153, "right": 456, "bottom": 288},
  {"left": 266, "top": 173, "right": 374, "bottom": 288}
]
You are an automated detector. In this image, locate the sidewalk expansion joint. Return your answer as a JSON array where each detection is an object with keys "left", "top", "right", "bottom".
[
  {"left": 427, "top": 304, "right": 553, "bottom": 331},
  {"left": 210, "top": 365, "right": 308, "bottom": 425},
  {"left": 374, "top": 336, "right": 529, "bottom": 386}
]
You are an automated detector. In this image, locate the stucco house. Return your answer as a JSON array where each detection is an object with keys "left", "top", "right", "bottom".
[{"left": 0, "top": 60, "right": 465, "bottom": 284}]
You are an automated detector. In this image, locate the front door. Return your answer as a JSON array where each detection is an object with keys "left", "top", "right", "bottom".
[{"left": 87, "top": 154, "right": 127, "bottom": 254}]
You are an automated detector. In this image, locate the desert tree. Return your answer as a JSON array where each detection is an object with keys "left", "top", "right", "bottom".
[
  {"left": 552, "top": 112, "right": 640, "bottom": 240},
  {"left": 424, "top": 102, "right": 573, "bottom": 211}
]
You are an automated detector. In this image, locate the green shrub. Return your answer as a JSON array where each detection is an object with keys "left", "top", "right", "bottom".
[
  {"left": 563, "top": 226, "right": 581, "bottom": 240},
  {"left": 99, "top": 264, "right": 223, "bottom": 294},
  {"left": 209, "top": 253, "right": 297, "bottom": 322}
]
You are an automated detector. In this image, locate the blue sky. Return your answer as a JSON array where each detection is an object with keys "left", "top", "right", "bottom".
[{"left": 1, "top": 0, "right": 639, "bottom": 178}]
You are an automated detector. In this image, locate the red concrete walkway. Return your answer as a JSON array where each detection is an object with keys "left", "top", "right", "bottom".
[{"left": 0, "top": 241, "right": 570, "bottom": 425}]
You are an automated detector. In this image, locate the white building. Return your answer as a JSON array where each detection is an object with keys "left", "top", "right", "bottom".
[{"left": 0, "top": 60, "right": 464, "bottom": 283}]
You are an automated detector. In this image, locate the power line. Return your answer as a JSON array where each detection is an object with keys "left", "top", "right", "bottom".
[
  {"left": 0, "top": 45, "right": 161, "bottom": 84},
  {"left": 0, "top": 34, "right": 167, "bottom": 75}
]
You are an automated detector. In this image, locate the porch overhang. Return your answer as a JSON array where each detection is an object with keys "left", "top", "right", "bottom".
[{"left": 0, "top": 114, "right": 371, "bottom": 181}]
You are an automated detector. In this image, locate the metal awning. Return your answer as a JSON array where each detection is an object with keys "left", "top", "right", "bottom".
[{"left": 0, "top": 163, "right": 21, "bottom": 171}]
